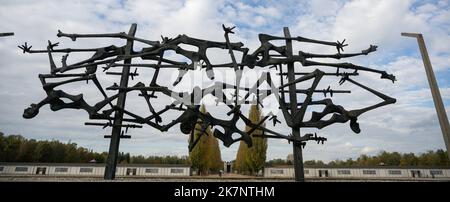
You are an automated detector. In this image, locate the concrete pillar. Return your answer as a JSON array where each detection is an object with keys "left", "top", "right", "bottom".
[{"left": 401, "top": 33, "right": 450, "bottom": 160}]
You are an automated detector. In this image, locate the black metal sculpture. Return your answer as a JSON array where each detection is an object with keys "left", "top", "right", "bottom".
[
  {"left": 0, "top": 32, "right": 14, "bottom": 37},
  {"left": 20, "top": 24, "right": 396, "bottom": 181}
]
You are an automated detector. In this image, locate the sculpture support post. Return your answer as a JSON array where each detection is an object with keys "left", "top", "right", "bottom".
[
  {"left": 401, "top": 33, "right": 450, "bottom": 160},
  {"left": 284, "top": 27, "right": 305, "bottom": 182},
  {"left": 104, "top": 24, "right": 137, "bottom": 180},
  {"left": 292, "top": 128, "right": 304, "bottom": 182}
]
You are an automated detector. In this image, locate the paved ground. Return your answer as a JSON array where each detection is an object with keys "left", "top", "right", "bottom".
[
  {"left": 1, "top": 174, "right": 449, "bottom": 182},
  {"left": 0, "top": 174, "right": 289, "bottom": 182}
]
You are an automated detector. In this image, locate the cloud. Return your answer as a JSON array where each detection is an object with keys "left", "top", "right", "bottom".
[{"left": 361, "top": 146, "right": 376, "bottom": 154}]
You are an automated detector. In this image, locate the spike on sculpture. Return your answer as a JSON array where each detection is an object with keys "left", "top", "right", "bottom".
[{"left": 20, "top": 24, "right": 396, "bottom": 181}]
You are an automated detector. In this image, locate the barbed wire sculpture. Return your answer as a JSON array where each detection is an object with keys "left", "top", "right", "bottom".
[{"left": 20, "top": 24, "right": 396, "bottom": 181}]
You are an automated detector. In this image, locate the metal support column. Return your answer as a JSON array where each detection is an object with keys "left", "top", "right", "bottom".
[
  {"left": 402, "top": 32, "right": 450, "bottom": 160},
  {"left": 284, "top": 27, "right": 305, "bottom": 182},
  {"left": 104, "top": 24, "right": 137, "bottom": 180}
]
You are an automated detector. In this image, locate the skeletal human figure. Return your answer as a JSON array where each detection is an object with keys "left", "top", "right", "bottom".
[{"left": 20, "top": 24, "right": 396, "bottom": 153}]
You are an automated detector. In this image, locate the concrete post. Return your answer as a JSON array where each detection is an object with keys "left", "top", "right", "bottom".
[{"left": 401, "top": 32, "right": 450, "bottom": 160}]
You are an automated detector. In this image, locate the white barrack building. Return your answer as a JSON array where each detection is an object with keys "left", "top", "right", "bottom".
[
  {"left": 0, "top": 162, "right": 190, "bottom": 177},
  {"left": 264, "top": 165, "right": 450, "bottom": 179}
]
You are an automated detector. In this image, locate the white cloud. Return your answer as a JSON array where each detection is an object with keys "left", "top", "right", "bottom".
[
  {"left": 309, "top": 0, "right": 344, "bottom": 17},
  {"left": 361, "top": 146, "right": 376, "bottom": 154}
]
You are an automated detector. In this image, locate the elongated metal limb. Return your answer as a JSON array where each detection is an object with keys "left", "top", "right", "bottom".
[
  {"left": 132, "top": 33, "right": 248, "bottom": 80},
  {"left": 42, "top": 75, "right": 94, "bottom": 90},
  {"left": 298, "top": 57, "right": 396, "bottom": 83},
  {"left": 160, "top": 105, "right": 200, "bottom": 133},
  {"left": 200, "top": 108, "right": 253, "bottom": 148},
  {"left": 23, "top": 89, "right": 120, "bottom": 119},
  {"left": 299, "top": 45, "right": 377, "bottom": 59},
  {"left": 293, "top": 69, "right": 325, "bottom": 123},
  {"left": 135, "top": 83, "right": 162, "bottom": 123},
  {"left": 25, "top": 72, "right": 119, "bottom": 119},
  {"left": 188, "top": 121, "right": 211, "bottom": 151},
  {"left": 57, "top": 30, "right": 160, "bottom": 46},
  {"left": 18, "top": 44, "right": 124, "bottom": 74},
  {"left": 258, "top": 33, "right": 348, "bottom": 53},
  {"left": 245, "top": 41, "right": 286, "bottom": 68},
  {"left": 222, "top": 25, "right": 244, "bottom": 106},
  {"left": 0, "top": 32, "right": 14, "bottom": 37},
  {"left": 301, "top": 77, "right": 396, "bottom": 133},
  {"left": 18, "top": 43, "right": 108, "bottom": 53},
  {"left": 344, "top": 77, "right": 397, "bottom": 117},
  {"left": 149, "top": 52, "right": 164, "bottom": 88},
  {"left": 56, "top": 46, "right": 124, "bottom": 73},
  {"left": 38, "top": 71, "right": 112, "bottom": 108}
]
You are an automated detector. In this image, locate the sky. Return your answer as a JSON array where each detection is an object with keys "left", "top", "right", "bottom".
[{"left": 0, "top": 0, "right": 449, "bottom": 162}]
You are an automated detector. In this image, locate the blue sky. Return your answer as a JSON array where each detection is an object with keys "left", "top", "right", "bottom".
[{"left": 0, "top": 0, "right": 449, "bottom": 162}]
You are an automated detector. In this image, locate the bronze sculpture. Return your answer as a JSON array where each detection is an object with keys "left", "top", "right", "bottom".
[{"left": 20, "top": 24, "right": 396, "bottom": 181}]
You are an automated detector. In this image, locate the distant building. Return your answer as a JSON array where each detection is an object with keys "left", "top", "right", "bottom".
[{"left": 0, "top": 162, "right": 190, "bottom": 177}]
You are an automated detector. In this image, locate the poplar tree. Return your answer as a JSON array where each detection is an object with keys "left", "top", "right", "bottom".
[
  {"left": 234, "top": 139, "right": 248, "bottom": 173},
  {"left": 188, "top": 105, "right": 223, "bottom": 175},
  {"left": 208, "top": 130, "right": 223, "bottom": 172},
  {"left": 234, "top": 105, "right": 267, "bottom": 175}
]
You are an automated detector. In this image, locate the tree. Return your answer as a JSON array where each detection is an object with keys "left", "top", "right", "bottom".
[
  {"left": 245, "top": 105, "right": 267, "bottom": 175},
  {"left": 435, "top": 149, "right": 449, "bottom": 166},
  {"left": 418, "top": 150, "right": 444, "bottom": 166},
  {"left": 0, "top": 132, "right": 6, "bottom": 161},
  {"left": 34, "top": 141, "right": 53, "bottom": 162},
  {"left": 322, "top": 150, "right": 449, "bottom": 166},
  {"left": 0, "top": 131, "right": 191, "bottom": 164},
  {"left": 118, "top": 152, "right": 130, "bottom": 164},
  {"left": 64, "top": 142, "right": 81, "bottom": 163},
  {"left": 49, "top": 140, "right": 66, "bottom": 162},
  {"left": 130, "top": 155, "right": 189, "bottom": 164},
  {"left": 4, "top": 135, "right": 24, "bottom": 162},
  {"left": 400, "top": 153, "right": 418, "bottom": 166},
  {"left": 208, "top": 130, "right": 223, "bottom": 172},
  {"left": 16, "top": 139, "right": 37, "bottom": 162},
  {"left": 304, "top": 160, "right": 324, "bottom": 166},
  {"left": 234, "top": 105, "right": 267, "bottom": 175},
  {"left": 378, "top": 151, "right": 401, "bottom": 166},
  {"left": 189, "top": 105, "right": 223, "bottom": 175},
  {"left": 234, "top": 138, "right": 248, "bottom": 173}
]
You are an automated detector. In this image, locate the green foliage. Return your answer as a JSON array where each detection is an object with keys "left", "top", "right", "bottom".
[
  {"left": 0, "top": 131, "right": 189, "bottom": 164},
  {"left": 208, "top": 129, "right": 223, "bottom": 172},
  {"left": 130, "top": 155, "right": 189, "bottom": 164},
  {"left": 234, "top": 105, "right": 267, "bottom": 175},
  {"left": 304, "top": 160, "right": 325, "bottom": 166},
  {"left": 189, "top": 105, "right": 223, "bottom": 175},
  {"left": 265, "top": 158, "right": 292, "bottom": 166},
  {"left": 0, "top": 132, "right": 102, "bottom": 163},
  {"left": 301, "top": 150, "right": 450, "bottom": 166},
  {"left": 233, "top": 137, "right": 248, "bottom": 172}
]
